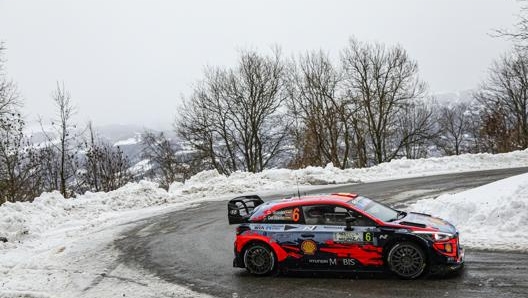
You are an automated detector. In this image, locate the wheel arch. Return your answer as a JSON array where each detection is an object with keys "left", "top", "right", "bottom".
[
  {"left": 382, "top": 233, "right": 431, "bottom": 265},
  {"left": 239, "top": 239, "right": 288, "bottom": 267}
]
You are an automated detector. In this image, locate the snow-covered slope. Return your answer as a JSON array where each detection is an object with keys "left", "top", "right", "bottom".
[{"left": 410, "top": 172, "right": 528, "bottom": 251}]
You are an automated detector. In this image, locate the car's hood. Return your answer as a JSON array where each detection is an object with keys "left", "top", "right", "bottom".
[{"left": 394, "top": 212, "right": 457, "bottom": 234}]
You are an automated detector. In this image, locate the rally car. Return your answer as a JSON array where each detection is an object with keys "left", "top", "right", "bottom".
[{"left": 227, "top": 193, "right": 464, "bottom": 279}]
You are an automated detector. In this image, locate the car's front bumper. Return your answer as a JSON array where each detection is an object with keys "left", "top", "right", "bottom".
[{"left": 430, "top": 246, "right": 464, "bottom": 275}]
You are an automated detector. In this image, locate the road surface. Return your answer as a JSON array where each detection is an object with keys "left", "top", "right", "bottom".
[{"left": 115, "top": 168, "right": 528, "bottom": 298}]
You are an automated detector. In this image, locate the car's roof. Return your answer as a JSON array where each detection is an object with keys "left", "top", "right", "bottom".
[{"left": 263, "top": 193, "right": 359, "bottom": 209}]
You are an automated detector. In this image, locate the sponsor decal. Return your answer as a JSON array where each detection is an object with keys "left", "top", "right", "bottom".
[
  {"left": 265, "top": 225, "right": 285, "bottom": 231},
  {"left": 229, "top": 209, "right": 238, "bottom": 215},
  {"left": 342, "top": 258, "right": 356, "bottom": 266},
  {"left": 334, "top": 232, "right": 374, "bottom": 243},
  {"left": 267, "top": 209, "right": 293, "bottom": 221},
  {"left": 334, "top": 232, "right": 362, "bottom": 243},
  {"left": 302, "top": 225, "right": 317, "bottom": 231},
  {"left": 309, "top": 258, "right": 356, "bottom": 266},
  {"left": 308, "top": 259, "right": 329, "bottom": 264},
  {"left": 300, "top": 240, "right": 317, "bottom": 255},
  {"left": 251, "top": 224, "right": 285, "bottom": 231},
  {"left": 379, "top": 234, "right": 388, "bottom": 240}
]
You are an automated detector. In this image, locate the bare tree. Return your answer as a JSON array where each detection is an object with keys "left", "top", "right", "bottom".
[
  {"left": 396, "top": 100, "right": 436, "bottom": 159},
  {"left": 141, "top": 131, "right": 188, "bottom": 189},
  {"left": 177, "top": 49, "right": 291, "bottom": 174},
  {"left": 475, "top": 50, "right": 528, "bottom": 151},
  {"left": 0, "top": 43, "right": 20, "bottom": 125},
  {"left": 287, "top": 50, "right": 359, "bottom": 169},
  {"left": 341, "top": 39, "right": 427, "bottom": 164},
  {"left": 39, "top": 83, "right": 78, "bottom": 197},
  {"left": 435, "top": 102, "right": 471, "bottom": 155},
  {"left": 0, "top": 43, "right": 42, "bottom": 204},
  {"left": 495, "top": 0, "right": 528, "bottom": 50}
]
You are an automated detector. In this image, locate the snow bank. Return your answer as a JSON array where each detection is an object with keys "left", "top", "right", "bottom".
[
  {"left": 170, "top": 149, "right": 528, "bottom": 195},
  {"left": 410, "top": 173, "right": 528, "bottom": 251},
  {"left": 303, "top": 149, "right": 528, "bottom": 184},
  {"left": 2, "top": 149, "right": 528, "bottom": 246},
  {"left": 0, "top": 181, "right": 180, "bottom": 244}
]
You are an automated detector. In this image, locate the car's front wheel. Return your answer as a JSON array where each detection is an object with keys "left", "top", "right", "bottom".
[
  {"left": 243, "top": 243, "right": 276, "bottom": 276},
  {"left": 387, "top": 242, "right": 426, "bottom": 279}
]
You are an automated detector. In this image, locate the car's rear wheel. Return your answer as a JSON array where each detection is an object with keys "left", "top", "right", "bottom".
[
  {"left": 243, "top": 243, "right": 276, "bottom": 276},
  {"left": 387, "top": 242, "right": 426, "bottom": 279}
]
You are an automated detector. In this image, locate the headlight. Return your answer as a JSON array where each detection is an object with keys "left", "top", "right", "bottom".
[{"left": 412, "top": 231, "right": 454, "bottom": 242}]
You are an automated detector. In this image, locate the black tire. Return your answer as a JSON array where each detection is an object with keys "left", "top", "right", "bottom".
[
  {"left": 243, "top": 243, "right": 276, "bottom": 276},
  {"left": 387, "top": 242, "right": 427, "bottom": 279}
]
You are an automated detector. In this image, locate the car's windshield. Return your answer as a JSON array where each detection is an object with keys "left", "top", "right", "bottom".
[{"left": 347, "top": 196, "right": 403, "bottom": 222}]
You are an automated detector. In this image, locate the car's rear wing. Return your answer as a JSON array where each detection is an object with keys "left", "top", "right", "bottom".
[{"left": 228, "top": 195, "right": 264, "bottom": 224}]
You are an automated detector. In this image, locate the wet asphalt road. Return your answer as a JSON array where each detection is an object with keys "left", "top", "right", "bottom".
[{"left": 116, "top": 168, "right": 528, "bottom": 298}]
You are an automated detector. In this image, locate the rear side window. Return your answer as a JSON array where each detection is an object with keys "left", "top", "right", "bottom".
[
  {"left": 263, "top": 207, "right": 304, "bottom": 224},
  {"left": 303, "top": 205, "right": 376, "bottom": 226},
  {"left": 303, "top": 205, "right": 349, "bottom": 225}
]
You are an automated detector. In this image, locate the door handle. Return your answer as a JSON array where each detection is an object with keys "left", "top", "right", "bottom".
[{"left": 301, "top": 233, "right": 315, "bottom": 238}]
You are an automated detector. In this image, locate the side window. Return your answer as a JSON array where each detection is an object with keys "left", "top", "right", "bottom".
[
  {"left": 302, "top": 205, "right": 376, "bottom": 226},
  {"left": 303, "top": 205, "right": 347, "bottom": 225},
  {"left": 264, "top": 207, "right": 303, "bottom": 224}
]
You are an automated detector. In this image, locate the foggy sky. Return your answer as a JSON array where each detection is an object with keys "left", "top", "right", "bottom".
[{"left": 0, "top": 0, "right": 520, "bottom": 128}]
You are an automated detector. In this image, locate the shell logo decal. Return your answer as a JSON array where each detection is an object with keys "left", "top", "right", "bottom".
[{"left": 301, "top": 240, "right": 317, "bottom": 255}]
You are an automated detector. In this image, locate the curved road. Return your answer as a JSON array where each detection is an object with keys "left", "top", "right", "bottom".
[{"left": 116, "top": 168, "right": 528, "bottom": 298}]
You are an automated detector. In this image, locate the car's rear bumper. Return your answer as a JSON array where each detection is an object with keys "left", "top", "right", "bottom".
[{"left": 233, "top": 242, "right": 244, "bottom": 268}]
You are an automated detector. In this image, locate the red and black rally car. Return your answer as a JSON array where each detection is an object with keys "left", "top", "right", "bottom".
[{"left": 228, "top": 193, "right": 464, "bottom": 279}]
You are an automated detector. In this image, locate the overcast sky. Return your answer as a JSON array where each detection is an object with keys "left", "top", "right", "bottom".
[{"left": 0, "top": 0, "right": 521, "bottom": 128}]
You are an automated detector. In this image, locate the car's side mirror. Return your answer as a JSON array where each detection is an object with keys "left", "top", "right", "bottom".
[{"left": 345, "top": 216, "right": 357, "bottom": 231}]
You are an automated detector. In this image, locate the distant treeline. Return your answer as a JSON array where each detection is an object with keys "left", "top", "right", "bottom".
[{"left": 2, "top": 31, "right": 528, "bottom": 204}]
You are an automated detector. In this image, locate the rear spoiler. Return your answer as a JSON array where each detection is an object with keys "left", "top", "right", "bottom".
[{"left": 228, "top": 195, "right": 264, "bottom": 224}]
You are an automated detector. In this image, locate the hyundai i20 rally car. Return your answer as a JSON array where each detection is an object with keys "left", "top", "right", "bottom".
[{"left": 228, "top": 193, "right": 464, "bottom": 279}]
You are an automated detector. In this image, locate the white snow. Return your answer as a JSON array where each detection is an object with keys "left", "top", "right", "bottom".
[
  {"left": 113, "top": 135, "right": 141, "bottom": 147},
  {"left": 172, "top": 149, "right": 528, "bottom": 192},
  {"left": 410, "top": 172, "right": 528, "bottom": 252},
  {"left": 1, "top": 149, "right": 528, "bottom": 296}
]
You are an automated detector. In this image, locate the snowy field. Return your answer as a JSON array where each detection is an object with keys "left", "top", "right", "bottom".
[{"left": 1, "top": 149, "right": 528, "bottom": 297}]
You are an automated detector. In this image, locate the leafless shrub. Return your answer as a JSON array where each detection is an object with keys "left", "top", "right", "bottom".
[
  {"left": 141, "top": 131, "right": 188, "bottom": 189},
  {"left": 76, "top": 123, "right": 133, "bottom": 193},
  {"left": 0, "top": 113, "right": 42, "bottom": 204}
]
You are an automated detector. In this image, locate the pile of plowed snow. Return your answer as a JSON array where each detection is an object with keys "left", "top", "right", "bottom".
[
  {"left": 1, "top": 149, "right": 528, "bottom": 248},
  {"left": 410, "top": 172, "right": 528, "bottom": 251}
]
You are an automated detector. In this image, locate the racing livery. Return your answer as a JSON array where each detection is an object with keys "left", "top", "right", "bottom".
[{"left": 228, "top": 193, "right": 464, "bottom": 279}]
